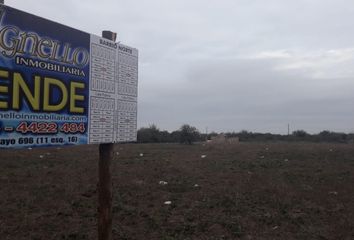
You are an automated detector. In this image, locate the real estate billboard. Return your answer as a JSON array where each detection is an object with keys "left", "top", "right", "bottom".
[{"left": 0, "top": 5, "right": 138, "bottom": 148}]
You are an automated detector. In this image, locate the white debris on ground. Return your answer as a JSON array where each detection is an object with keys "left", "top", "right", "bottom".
[
  {"left": 201, "top": 155, "right": 207, "bottom": 158},
  {"left": 159, "top": 181, "right": 168, "bottom": 185},
  {"left": 46, "top": 152, "right": 51, "bottom": 155},
  {"left": 164, "top": 201, "right": 172, "bottom": 205},
  {"left": 194, "top": 184, "right": 199, "bottom": 187},
  {"left": 28, "top": 147, "right": 32, "bottom": 150},
  {"left": 116, "top": 152, "right": 120, "bottom": 155},
  {"left": 139, "top": 153, "right": 144, "bottom": 157},
  {"left": 284, "top": 159, "right": 289, "bottom": 162},
  {"left": 265, "top": 148, "right": 269, "bottom": 151},
  {"left": 260, "top": 155, "right": 265, "bottom": 159},
  {"left": 272, "top": 226, "right": 279, "bottom": 230},
  {"left": 329, "top": 149, "right": 333, "bottom": 152},
  {"left": 39, "top": 155, "right": 44, "bottom": 159},
  {"left": 328, "top": 191, "right": 338, "bottom": 195}
]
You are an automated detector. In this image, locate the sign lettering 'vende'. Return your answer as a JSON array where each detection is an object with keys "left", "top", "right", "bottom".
[{"left": 0, "top": 69, "right": 85, "bottom": 113}]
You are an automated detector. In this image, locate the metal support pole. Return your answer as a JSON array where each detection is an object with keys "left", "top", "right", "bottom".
[{"left": 98, "top": 30, "right": 117, "bottom": 240}]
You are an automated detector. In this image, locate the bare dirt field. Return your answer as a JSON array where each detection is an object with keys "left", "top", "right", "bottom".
[{"left": 1, "top": 142, "right": 354, "bottom": 240}]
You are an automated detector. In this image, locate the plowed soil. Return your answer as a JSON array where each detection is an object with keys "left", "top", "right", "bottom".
[{"left": 1, "top": 142, "right": 354, "bottom": 239}]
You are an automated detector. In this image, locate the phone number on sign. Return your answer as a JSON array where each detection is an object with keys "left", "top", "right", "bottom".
[{"left": 15, "top": 122, "right": 86, "bottom": 134}]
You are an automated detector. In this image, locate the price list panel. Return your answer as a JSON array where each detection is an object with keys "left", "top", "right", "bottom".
[
  {"left": 88, "top": 36, "right": 138, "bottom": 144},
  {"left": 89, "top": 97, "right": 115, "bottom": 143},
  {"left": 90, "top": 44, "right": 116, "bottom": 93},
  {"left": 115, "top": 44, "right": 138, "bottom": 142}
]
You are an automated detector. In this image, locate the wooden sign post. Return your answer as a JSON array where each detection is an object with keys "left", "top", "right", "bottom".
[
  {"left": 98, "top": 30, "right": 117, "bottom": 240},
  {"left": 98, "top": 142, "right": 113, "bottom": 240}
]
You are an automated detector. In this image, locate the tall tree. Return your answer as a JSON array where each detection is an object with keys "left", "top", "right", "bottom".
[{"left": 179, "top": 124, "right": 200, "bottom": 144}]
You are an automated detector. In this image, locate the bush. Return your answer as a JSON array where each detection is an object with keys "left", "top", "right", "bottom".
[{"left": 179, "top": 124, "right": 200, "bottom": 144}]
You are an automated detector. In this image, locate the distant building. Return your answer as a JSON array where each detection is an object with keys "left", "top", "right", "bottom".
[
  {"left": 210, "top": 134, "right": 226, "bottom": 143},
  {"left": 209, "top": 134, "right": 239, "bottom": 144},
  {"left": 227, "top": 137, "right": 240, "bottom": 144}
]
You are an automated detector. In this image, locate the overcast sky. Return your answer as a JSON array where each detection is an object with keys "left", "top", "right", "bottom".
[{"left": 8, "top": 0, "right": 354, "bottom": 134}]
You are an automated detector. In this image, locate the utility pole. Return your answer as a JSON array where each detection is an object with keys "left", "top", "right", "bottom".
[
  {"left": 287, "top": 123, "right": 290, "bottom": 136},
  {"left": 98, "top": 30, "right": 117, "bottom": 240}
]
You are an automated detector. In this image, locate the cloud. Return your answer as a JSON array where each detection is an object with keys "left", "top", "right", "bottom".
[
  {"left": 7, "top": 0, "right": 354, "bottom": 133},
  {"left": 139, "top": 55, "right": 354, "bottom": 133},
  {"left": 251, "top": 48, "right": 354, "bottom": 79}
]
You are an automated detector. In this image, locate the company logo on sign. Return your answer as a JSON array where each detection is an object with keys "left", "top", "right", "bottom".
[{"left": 0, "top": 9, "right": 90, "bottom": 69}]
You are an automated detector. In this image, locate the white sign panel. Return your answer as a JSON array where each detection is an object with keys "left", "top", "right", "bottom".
[{"left": 89, "top": 36, "right": 138, "bottom": 144}]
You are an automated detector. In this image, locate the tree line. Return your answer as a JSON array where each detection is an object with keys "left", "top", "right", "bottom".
[
  {"left": 137, "top": 124, "right": 204, "bottom": 144},
  {"left": 137, "top": 125, "right": 354, "bottom": 144},
  {"left": 226, "top": 130, "right": 353, "bottom": 143}
]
